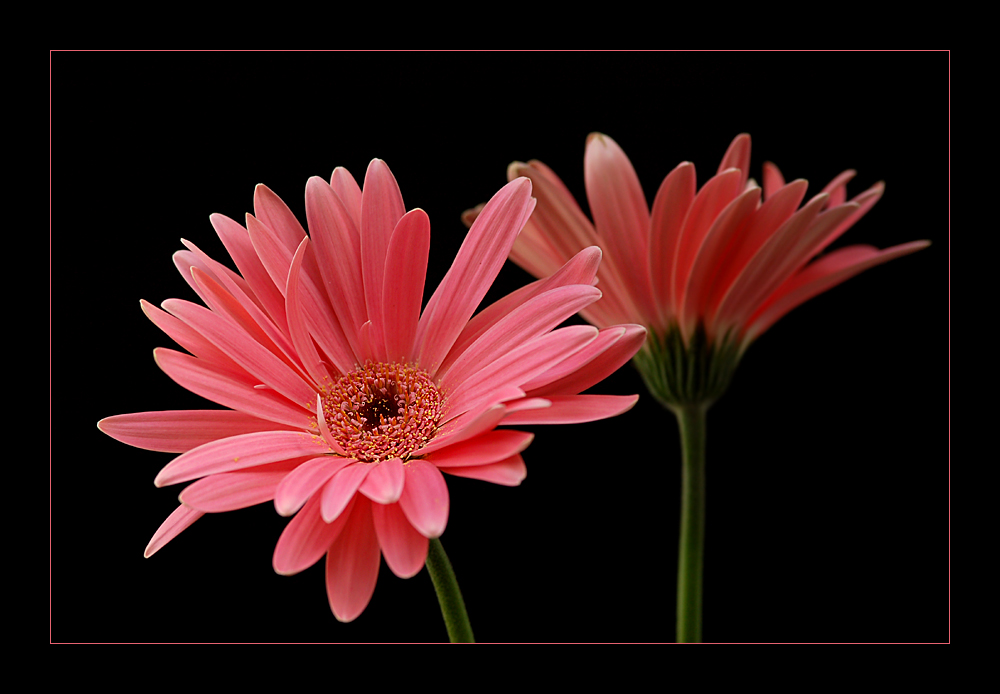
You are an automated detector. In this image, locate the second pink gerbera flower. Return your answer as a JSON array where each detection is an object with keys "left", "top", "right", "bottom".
[{"left": 99, "top": 160, "right": 644, "bottom": 626}]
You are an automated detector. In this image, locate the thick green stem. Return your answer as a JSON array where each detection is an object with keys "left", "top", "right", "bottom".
[
  {"left": 674, "top": 403, "right": 708, "bottom": 643},
  {"left": 426, "top": 537, "right": 474, "bottom": 643}
]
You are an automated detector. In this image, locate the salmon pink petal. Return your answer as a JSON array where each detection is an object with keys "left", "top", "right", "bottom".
[
  {"left": 761, "top": 161, "right": 786, "bottom": 200},
  {"left": 273, "top": 456, "right": 354, "bottom": 517},
  {"left": 98, "top": 410, "right": 294, "bottom": 453},
  {"left": 500, "top": 394, "right": 639, "bottom": 425},
  {"left": 361, "top": 159, "right": 407, "bottom": 362},
  {"left": 441, "top": 246, "right": 602, "bottom": 375},
  {"left": 524, "top": 324, "right": 646, "bottom": 397},
  {"left": 704, "top": 179, "right": 810, "bottom": 321},
  {"left": 819, "top": 169, "right": 857, "bottom": 209},
  {"left": 650, "top": 161, "right": 697, "bottom": 327},
  {"left": 679, "top": 186, "right": 761, "bottom": 339},
  {"left": 745, "top": 240, "right": 930, "bottom": 338},
  {"left": 273, "top": 493, "right": 356, "bottom": 576},
  {"left": 438, "top": 284, "right": 602, "bottom": 392},
  {"left": 398, "top": 460, "right": 449, "bottom": 539},
  {"left": 321, "top": 462, "right": 372, "bottom": 523},
  {"left": 382, "top": 209, "right": 430, "bottom": 363},
  {"left": 305, "top": 175, "right": 367, "bottom": 360},
  {"left": 444, "top": 325, "right": 598, "bottom": 417},
  {"left": 441, "top": 455, "right": 527, "bottom": 487},
  {"left": 162, "top": 298, "right": 317, "bottom": 408},
  {"left": 413, "top": 400, "right": 512, "bottom": 456},
  {"left": 211, "top": 213, "right": 288, "bottom": 332},
  {"left": 154, "top": 430, "right": 331, "bottom": 488},
  {"left": 330, "top": 166, "right": 363, "bottom": 229},
  {"left": 508, "top": 161, "right": 599, "bottom": 272},
  {"left": 372, "top": 501, "right": 428, "bottom": 579},
  {"left": 671, "top": 168, "right": 743, "bottom": 311},
  {"left": 325, "top": 496, "right": 381, "bottom": 622},
  {"left": 253, "top": 183, "right": 307, "bottom": 254},
  {"left": 178, "top": 460, "right": 301, "bottom": 513},
  {"left": 153, "top": 348, "right": 312, "bottom": 429},
  {"left": 359, "top": 458, "right": 406, "bottom": 504},
  {"left": 414, "top": 177, "right": 535, "bottom": 374},
  {"left": 584, "top": 133, "right": 657, "bottom": 323},
  {"left": 285, "top": 237, "right": 331, "bottom": 386},
  {"left": 246, "top": 214, "right": 357, "bottom": 376},
  {"left": 142, "top": 299, "right": 241, "bottom": 372},
  {"left": 144, "top": 504, "right": 203, "bottom": 558},
  {"left": 717, "top": 133, "right": 752, "bottom": 192},
  {"left": 424, "top": 430, "right": 534, "bottom": 468}
]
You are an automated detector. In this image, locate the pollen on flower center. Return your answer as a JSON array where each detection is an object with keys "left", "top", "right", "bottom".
[{"left": 322, "top": 362, "right": 443, "bottom": 463}]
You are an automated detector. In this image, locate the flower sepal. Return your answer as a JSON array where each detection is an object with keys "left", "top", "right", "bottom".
[{"left": 632, "top": 324, "right": 743, "bottom": 410}]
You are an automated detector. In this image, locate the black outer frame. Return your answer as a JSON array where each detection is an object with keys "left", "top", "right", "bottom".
[{"left": 52, "top": 50, "right": 948, "bottom": 644}]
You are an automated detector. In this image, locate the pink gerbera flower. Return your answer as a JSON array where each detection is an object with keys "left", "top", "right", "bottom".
[
  {"left": 468, "top": 133, "right": 929, "bottom": 642},
  {"left": 98, "top": 160, "right": 644, "bottom": 629},
  {"left": 492, "top": 133, "right": 929, "bottom": 404}
]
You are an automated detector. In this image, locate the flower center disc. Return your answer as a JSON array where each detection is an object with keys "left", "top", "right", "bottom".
[{"left": 322, "top": 362, "right": 443, "bottom": 462}]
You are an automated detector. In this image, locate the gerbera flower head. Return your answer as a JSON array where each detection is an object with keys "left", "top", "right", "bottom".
[
  {"left": 99, "top": 160, "right": 645, "bottom": 623},
  {"left": 472, "top": 133, "right": 929, "bottom": 409}
]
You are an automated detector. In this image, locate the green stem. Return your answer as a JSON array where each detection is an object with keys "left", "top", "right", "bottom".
[
  {"left": 426, "top": 537, "right": 474, "bottom": 643},
  {"left": 674, "top": 403, "right": 708, "bottom": 643}
]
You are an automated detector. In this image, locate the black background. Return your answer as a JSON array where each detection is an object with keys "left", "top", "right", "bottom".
[{"left": 52, "top": 51, "right": 948, "bottom": 643}]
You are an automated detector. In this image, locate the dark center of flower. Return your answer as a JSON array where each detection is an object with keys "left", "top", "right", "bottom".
[{"left": 321, "top": 362, "right": 444, "bottom": 463}]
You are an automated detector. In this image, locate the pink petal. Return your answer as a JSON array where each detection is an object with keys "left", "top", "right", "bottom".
[
  {"left": 211, "top": 213, "right": 288, "bottom": 333},
  {"left": 524, "top": 324, "right": 646, "bottom": 398},
  {"left": 325, "top": 496, "right": 381, "bottom": 622},
  {"left": 507, "top": 161, "right": 600, "bottom": 275},
  {"left": 142, "top": 299, "right": 241, "bottom": 372},
  {"left": 98, "top": 410, "right": 294, "bottom": 453},
  {"left": 361, "top": 159, "right": 407, "bottom": 362},
  {"left": 154, "top": 430, "right": 332, "bottom": 488},
  {"left": 273, "top": 492, "right": 356, "bottom": 576},
  {"left": 153, "top": 348, "right": 311, "bottom": 429},
  {"left": 413, "top": 398, "right": 515, "bottom": 457},
  {"left": 438, "top": 284, "right": 602, "bottom": 393},
  {"left": 704, "top": 179, "right": 810, "bottom": 323},
  {"left": 253, "top": 182, "right": 307, "bottom": 254},
  {"left": 359, "top": 457, "right": 406, "bottom": 505},
  {"left": 320, "top": 462, "right": 372, "bottom": 523},
  {"left": 246, "top": 213, "right": 357, "bottom": 376},
  {"left": 716, "top": 133, "right": 752, "bottom": 192},
  {"left": 746, "top": 240, "right": 930, "bottom": 338},
  {"left": 761, "top": 161, "right": 786, "bottom": 200},
  {"left": 162, "top": 298, "right": 317, "bottom": 408},
  {"left": 443, "top": 325, "right": 598, "bottom": 418},
  {"left": 424, "top": 430, "right": 534, "bottom": 468},
  {"left": 144, "top": 504, "right": 203, "bottom": 558},
  {"left": 671, "top": 168, "right": 743, "bottom": 314},
  {"left": 381, "top": 209, "right": 430, "bottom": 363},
  {"left": 500, "top": 394, "right": 639, "bottom": 425},
  {"left": 679, "top": 186, "right": 761, "bottom": 339},
  {"left": 441, "top": 455, "right": 527, "bottom": 487},
  {"left": 330, "top": 167, "right": 363, "bottom": 230},
  {"left": 440, "top": 246, "right": 602, "bottom": 376},
  {"left": 649, "top": 161, "right": 697, "bottom": 328},
  {"left": 414, "top": 177, "right": 535, "bottom": 374},
  {"left": 273, "top": 455, "right": 354, "bottom": 517},
  {"left": 372, "top": 501, "right": 428, "bottom": 579},
  {"left": 397, "top": 460, "right": 449, "bottom": 539},
  {"left": 819, "top": 169, "right": 857, "bottom": 209},
  {"left": 584, "top": 133, "right": 657, "bottom": 323},
  {"left": 178, "top": 460, "right": 301, "bottom": 513},
  {"left": 187, "top": 259, "right": 302, "bottom": 374},
  {"left": 305, "top": 175, "right": 367, "bottom": 361},
  {"left": 709, "top": 189, "right": 828, "bottom": 334},
  {"left": 285, "top": 237, "right": 331, "bottom": 386}
]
